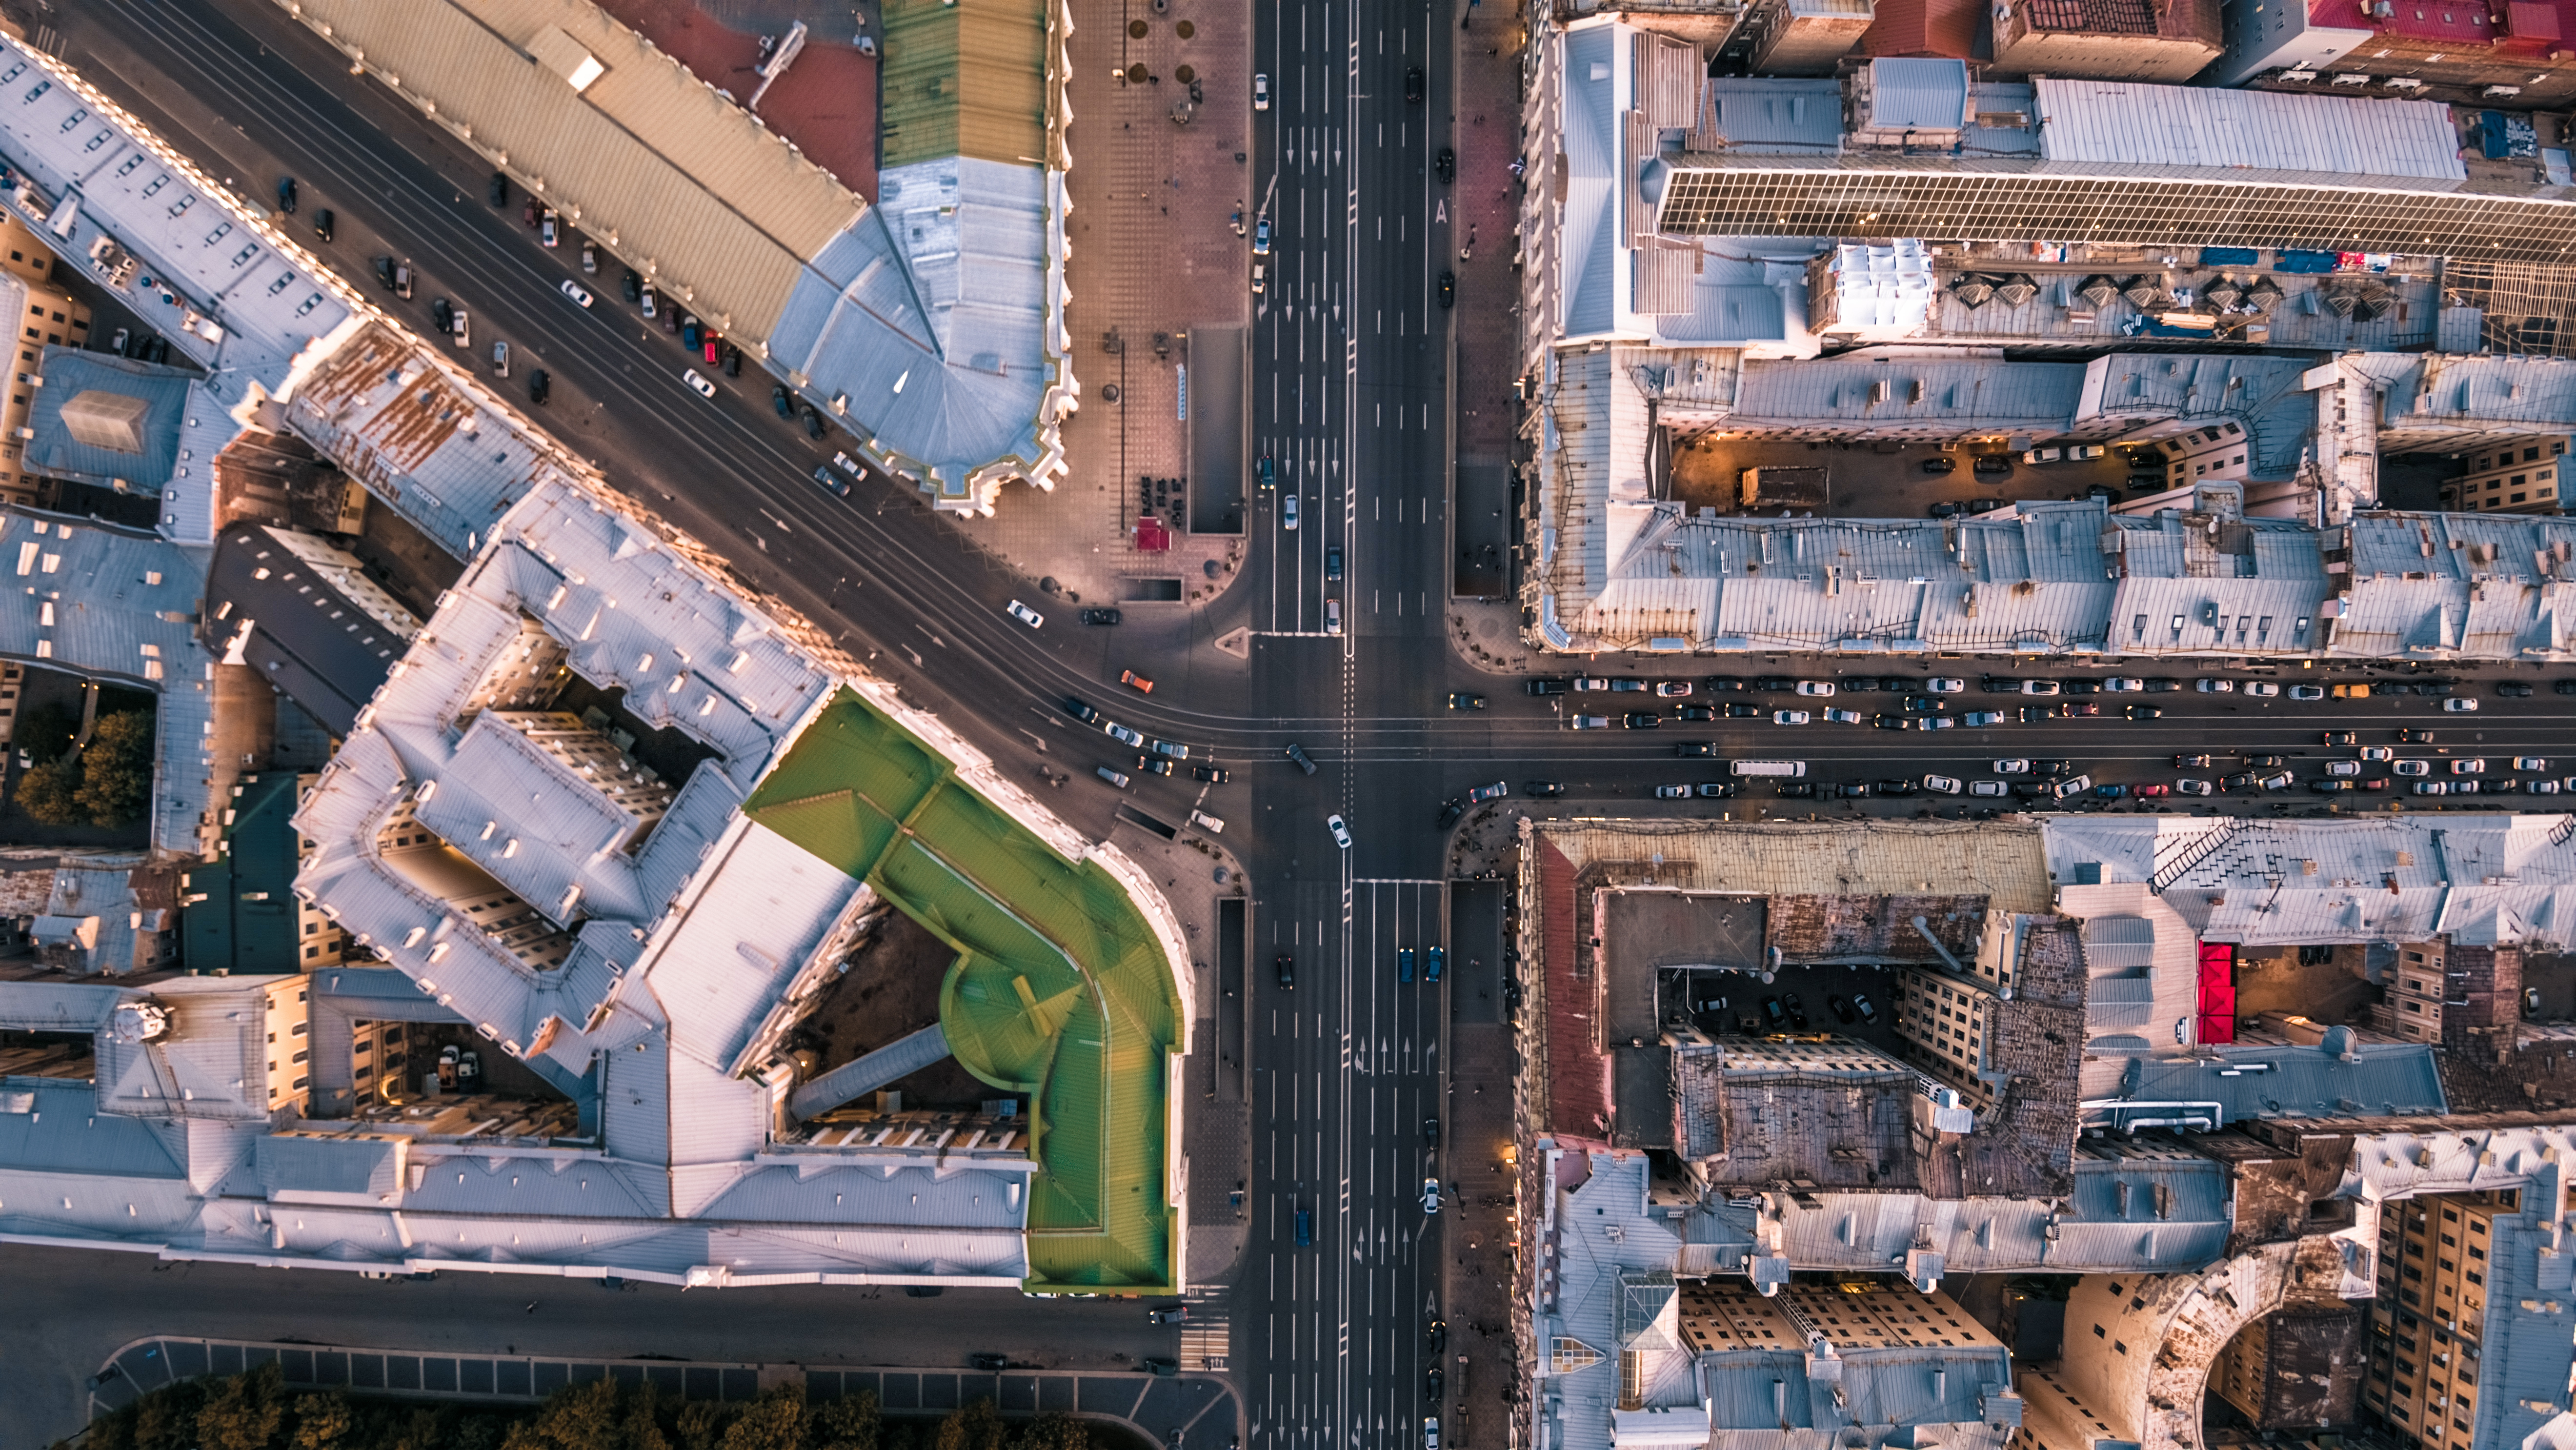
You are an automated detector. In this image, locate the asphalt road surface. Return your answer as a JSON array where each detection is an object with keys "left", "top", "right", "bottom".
[{"left": 35, "top": 3, "right": 2576, "bottom": 1445}]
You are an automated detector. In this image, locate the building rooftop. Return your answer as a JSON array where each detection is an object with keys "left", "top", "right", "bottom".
[
  {"left": 21, "top": 350, "right": 190, "bottom": 494},
  {"left": 203, "top": 524, "right": 418, "bottom": 736}
]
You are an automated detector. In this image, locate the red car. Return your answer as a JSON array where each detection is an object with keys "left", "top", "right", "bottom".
[
  {"left": 2132, "top": 783, "right": 2171, "bottom": 798},
  {"left": 2057, "top": 702, "right": 2100, "bottom": 718},
  {"left": 702, "top": 334, "right": 722, "bottom": 364},
  {"left": 1120, "top": 668, "right": 1154, "bottom": 694}
]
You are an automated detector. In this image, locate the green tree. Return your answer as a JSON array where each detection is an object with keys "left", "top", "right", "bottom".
[
  {"left": 716, "top": 1386, "right": 806, "bottom": 1450},
  {"left": 16, "top": 700, "right": 77, "bottom": 764},
  {"left": 13, "top": 754, "right": 80, "bottom": 825},
  {"left": 813, "top": 1392, "right": 881, "bottom": 1450},
  {"left": 674, "top": 1402, "right": 729, "bottom": 1450},
  {"left": 291, "top": 1390, "right": 354, "bottom": 1450},
  {"left": 135, "top": 1377, "right": 211, "bottom": 1450},
  {"left": 621, "top": 1384, "right": 674, "bottom": 1450},
  {"left": 1013, "top": 1415, "right": 1088, "bottom": 1450},
  {"left": 74, "top": 708, "right": 155, "bottom": 827},
  {"left": 935, "top": 1401, "right": 1006, "bottom": 1450},
  {"left": 195, "top": 1362, "right": 288, "bottom": 1450},
  {"left": 507, "top": 1380, "right": 622, "bottom": 1450}
]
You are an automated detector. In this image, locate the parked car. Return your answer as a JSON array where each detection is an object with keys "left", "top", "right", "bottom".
[
  {"left": 2176, "top": 779, "right": 2214, "bottom": 795},
  {"left": 2196, "top": 679, "right": 2236, "bottom": 693},
  {"left": 1006, "top": 600, "right": 1045, "bottom": 628},
  {"left": 1525, "top": 781, "right": 1566, "bottom": 797},
  {"left": 1676, "top": 743, "right": 1715, "bottom": 758},
  {"left": 1795, "top": 681, "right": 1836, "bottom": 697},
  {"left": 1992, "top": 759, "right": 2033, "bottom": 774},
  {"left": 2500, "top": 680, "right": 2536, "bottom": 697},
  {"left": 2175, "top": 753, "right": 2213, "bottom": 768},
  {"left": 1968, "top": 780, "right": 2008, "bottom": 797},
  {"left": 2446, "top": 698, "right": 2482, "bottom": 712},
  {"left": 1920, "top": 456, "right": 1956, "bottom": 475},
  {"left": 1655, "top": 681, "right": 1694, "bottom": 697},
  {"left": 1772, "top": 709, "right": 1811, "bottom": 725},
  {"left": 527, "top": 369, "right": 550, "bottom": 405},
  {"left": 2124, "top": 704, "right": 2164, "bottom": 721},
  {"left": 1624, "top": 711, "right": 1661, "bottom": 729},
  {"left": 1823, "top": 707, "right": 1864, "bottom": 725},
  {"left": 1972, "top": 454, "right": 2012, "bottom": 478},
  {"left": 1081, "top": 607, "right": 1123, "bottom": 625},
  {"left": 1923, "top": 775, "right": 1963, "bottom": 794}
]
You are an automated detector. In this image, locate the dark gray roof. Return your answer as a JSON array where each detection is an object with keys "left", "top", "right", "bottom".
[{"left": 203, "top": 526, "right": 402, "bottom": 735}]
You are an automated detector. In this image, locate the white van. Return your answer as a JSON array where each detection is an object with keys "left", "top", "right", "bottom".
[{"left": 1728, "top": 760, "right": 1808, "bottom": 777}]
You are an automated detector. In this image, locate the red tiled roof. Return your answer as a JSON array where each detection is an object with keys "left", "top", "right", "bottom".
[
  {"left": 1538, "top": 838, "right": 1611, "bottom": 1139},
  {"left": 1863, "top": 0, "right": 1983, "bottom": 57}
]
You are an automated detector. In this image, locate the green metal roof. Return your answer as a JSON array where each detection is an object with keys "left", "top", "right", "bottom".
[
  {"left": 878, "top": 0, "right": 1050, "bottom": 171},
  {"left": 181, "top": 772, "right": 308, "bottom": 975},
  {"left": 745, "top": 690, "right": 1181, "bottom": 1291}
]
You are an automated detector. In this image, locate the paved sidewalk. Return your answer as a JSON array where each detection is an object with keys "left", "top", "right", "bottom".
[
  {"left": 1447, "top": 0, "right": 1529, "bottom": 603},
  {"left": 958, "top": 0, "right": 1253, "bottom": 606},
  {"left": 1440, "top": 1019, "right": 1522, "bottom": 1450}
]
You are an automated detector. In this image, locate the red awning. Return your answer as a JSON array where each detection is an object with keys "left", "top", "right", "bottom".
[
  {"left": 1134, "top": 516, "right": 1170, "bottom": 552},
  {"left": 2196, "top": 942, "right": 2236, "bottom": 1044}
]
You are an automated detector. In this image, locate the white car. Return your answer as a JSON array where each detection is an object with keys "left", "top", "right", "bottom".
[
  {"left": 2393, "top": 759, "right": 2431, "bottom": 777},
  {"left": 2445, "top": 698, "right": 2481, "bottom": 712},
  {"left": 2195, "top": 679, "right": 2236, "bottom": 693},
  {"left": 1006, "top": 599, "right": 1045, "bottom": 628},
  {"left": 1421, "top": 1177, "right": 1441, "bottom": 1214},
  {"left": 1105, "top": 723, "right": 1146, "bottom": 747},
  {"left": 2103, "top": 677, "right": 2144, "bottom": 692},
  {"left": 2289, "top": 685, "right": 2325, "bottom": 701},
  {"left": 682, "top": 368, "right": 716, "bottom": 399},
  {"left": 2325, "top": 761, "right": 2361, "bottom": 777},
  {"left": 1795, "top": 681, "right": 1836, "bottom": 697},
  {"left": 1254, "top": 73, "right": 1270, "bottom": 110},
  {"left": 2532, "top": 780, "right": 2564, "bottom": 794},
  {"left": 1918, "top": 715, "right": 1957, "bottom": 730},
  {"left": 1426, "top": 1420, "right": 1440, "bottom": 1450},
  {"left": 2415, "top": 781, "right": 2451, "bottom": 796},
  {"left": 1968, "top": 780, "right": 2009, "bottom": 797},
  {"left": 452, "top": 309, "right": 472, "bottom": 346},
  {"left": 1823, "top": 707, "right": 1864, "bottom": 724},
  {"left": 2176, "top": 779, "right": 2214, "bottom": 795},
  {"left": 1927, "top": 678, "right": 1966, "bottom": 693},
  {"left": 2245, "top": 681, "right": 2282, "bottom": 698},
  {"left": 1963, "top": 710, "right": 2006, "bottom": 726},
  {"left": 558, "top": 278, "right": 593, "bottom": 308},
  {"left": 1283, "top": 493, "right": 1300, "bottom": 530},
  {"left": 2019, "top": 680, "right": 2061, "bottom": 696},
  {"left": 1654, "top": 682, "right": 1694, "bottom": 697},
  {"left": 1772, "top": 709, "right": 1811, "bottom": 725},
  {"left": 1992, "top": 758, "right": 2033, "bottom": 775},
  {"left": 2257, "top": 771, "right": 2295, "bottom": 790},
  {"left": 1570, "top": 715, "right": 1611, "bottom": 729},
  {"left": 2517, "top": 756, "right": 2550, "bottom": 771},
  {"left": 2361, "top": 746, "right": 2394, "bottom": 762},
  {"left": 2452, "top": 758, "right": 2488, "bottom": 774},
  {"left": 2051, "top": 774, "right": 2093, "bottom": 800},
  {"left": 1923, "top": 775, "right": 1963, "bottom": 794},
  {"left": 1328, "top": 814, "right": 1353, "bottom": 848}
]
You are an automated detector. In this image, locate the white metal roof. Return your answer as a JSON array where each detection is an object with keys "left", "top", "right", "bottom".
[{"left": 2032, "top": 80, "right": 2465, "bottom": 182}]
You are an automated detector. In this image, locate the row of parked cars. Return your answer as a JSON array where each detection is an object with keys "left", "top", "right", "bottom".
[{"left": 1530, "top": 672, "right": 2568, "bottom": 703}]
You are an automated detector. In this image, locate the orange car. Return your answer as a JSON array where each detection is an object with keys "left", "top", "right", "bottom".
[{"left": 1120, "top": 669, "right": 1154, "bottom": 694}]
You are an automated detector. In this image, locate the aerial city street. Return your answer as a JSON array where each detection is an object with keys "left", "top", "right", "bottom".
[{"left": 10, "top": 0, "right": 2576, "bottom": 1447}]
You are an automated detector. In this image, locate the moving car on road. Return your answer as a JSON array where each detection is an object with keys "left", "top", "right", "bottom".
[
  {"left": 1121, "top": 669, "right": 1154, "bottom": 693},
  {"left": 1772, "top": 709, "right": 1810, "bottom": 725},
  {"left": 1328, "top": 814, "right": 1353, "bottom": 848},
  {"left": 1006, "top": 600, "right": 1045, "bottom": 628},
  {"left": 1447, "top": 692, "right": 1486, "bottom": 710}
]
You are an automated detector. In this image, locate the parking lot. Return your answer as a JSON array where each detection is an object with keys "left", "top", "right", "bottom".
[{"left": 1665, "top": 435, "right": 2146, "bottom": 519}]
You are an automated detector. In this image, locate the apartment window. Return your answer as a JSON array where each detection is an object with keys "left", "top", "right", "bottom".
[{"left": 2444, "top": 1208, "right": 2459, "bottom": 1221}]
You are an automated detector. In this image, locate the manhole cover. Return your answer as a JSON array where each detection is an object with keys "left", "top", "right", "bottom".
[
  {"left": 1175, "top": 62, "right": 1196, "bottom": 81},
  {"left": 1102, "top": 383, "right": 1123, "bottom": 403},
  {"left": 1128, "top": 19, "right": 1149, "bottom": 36},
  {"left": 1175, "top": 19, "right": 1195, "bottom": 37}
]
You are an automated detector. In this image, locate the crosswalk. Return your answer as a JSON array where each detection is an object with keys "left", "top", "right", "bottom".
[{"left": 1182, "top": 1284, "right": 1231, "bottom": 1369}]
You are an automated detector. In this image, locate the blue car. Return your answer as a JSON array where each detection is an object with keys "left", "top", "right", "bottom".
[
  {"left": 1426, "top": 947, "right": 1444, "bottom": 982},
  {"left": 1398, "top": 947, "right": 1415, "bottom": 982},
  {"left": 1295, "top": 1204, "right": 1313, "bottom": 1247},
  {"left": 2094, "top": 783, "right": 2129, "bottom": 799}
]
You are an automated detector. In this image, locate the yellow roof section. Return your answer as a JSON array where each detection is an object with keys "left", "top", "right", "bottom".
[{"left": 277, "top": 0, "right": 866, "bottom": 340}]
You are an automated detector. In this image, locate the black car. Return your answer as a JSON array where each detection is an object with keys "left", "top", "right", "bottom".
[
  {"left": 2034, "top": 760, "right": 2073, "bottom": 777},
  {"left": 1675, "top": 705, "right": 1716, "bottom": 722},
  {"left": 2556, "top": 680, "right": 2576, "bottom": 696},
  {"left": 1447, "top": 692, "right": 1488, "bottom": 710},
  {"left": 1406, "top": 65, "right": 1425, "bottom": 101},
  {"left": 1704, "top": 676, "right": 1748, "bottom": 692},
  {"left": 1064, "top": 697, "right": 1101, "bottom": 724},
  {"left": 723, "top": 343, "right": 744, "bottom": 377},
  {"left": 1760, "top": 995, "right": 1786, "bottom": 1027},
  {"left": 1428, "top": 1320, "right": 1447, "bottom": 1354},
  {"left": 2500, "top": 680, "right": 2536, "bottom": 697},
  {"left": 1841, "top": 677, "right": 1882, "bottom": 692},
  {"left": 1137, "top": 755, "right": 1174, "bottom": 777},
  {"left": 1285, "top": 742, "right": 1319, "bottom": 774},
  {"left": 803, "top": 404, "right": 827, "bottom": 439},
  {"left": 527, "top": 369, "right": 550, "bottom": 405},
  {"left": 1972, "top": 454, "right": 2012, "bottom": 477},
  {"left": 1776, "top": 781, "right": 1816, "bottom": 798},
  {"left": 1434, "top": 146, "right": 1455, "bottom": 182},
  {"left": 2017, "top": 705, "right": 2055, "bottom": 724},
  {"left": 2248, "top": 754, "right": 2288, "bottom": 769},
  {"left": 1438, "top": 799, "right": 1467, "bottom": 827},
  {"left": 1081, "top": 607, "right": 1123, "bottom": 625},
  {"left": 314, "top": 208, "right": 334, "bottom": 242},
  {"left": 1782, "top": 991, "right": 1809, "bottom": 1030},
  {"left": 1723, "top": 703, "right": 1761, "bottom": 718},
  {"left": 1979, "top": 676, "right": 2021, "bottom": 694},
  {"left": 1881, "top": 677, "right": 1922, "bottom": 692},
  {"left": 1526, "top": 677, "right": 1570, "bottom": 695},
  {"left": 971, "top": 1353, "right": 1007, "bottom": 1371},
  {"left": 276, "top": 176, "right": 297, "bottom": 213},
  {"left": 1192, "top": 765, "right": 1232, "bottom": 783},
  {"left": 2175, "top": 753, "right": 2213, "bottom": 768},
  {"left": 2220, "top": 772, "right": 2259, "bottom": 791},
  {"left": 1870, "top": 713, "right": 1910, "bottom": 730},
  {"left": 1754, "top": 676, "right": 1796, "bottom": 692},
  {"left": 430, "top": 296, "right": 454, "bottom": 334},
  {"left": 2126, "top": 704, "right": 2164, "bottom": 720},
  {"left": 1693, "top": 783, "right": 1735, "bottom": 798},
  {"left": 489, "top": 171, "right": 511, "bottom": 208},
  {"left": 771, "top": 384, "right": 794, "bottom": 418},
  {"left": 2010, "top": 781, "right": 2053, "bottom": 798},
  {"left": 1875, "top": 779, "right": 1920, "bottom": 796},
  {"left": 2062, "top": 679, "right": 2099, "bottom": 695},
  {"left": 1421, "top": 1116, "right": 1441, "bottom": 1148},
  {"left": 1426, "top": 1367, "right": 1444, "bottom": 1401},
  {"left": 1928, "top": 500, "right": 1973, "bottom": 519},
  {"left": 812, "top": 464, "right": 852, "bottom": 498},
  {"left": 622, "top": 267, "right": 644, "bottom": 303},
  {"left": 1524, "top": 781, "right": 1566, "bottom": 797},
  {"left": 2399, "top": 728, "right": 2436, "bottom": 743},
  {"left": 2419, "top": 679, "right": 2457, "bottom": 697},
  {"left": 373, "top": 256, "right": 397, "bottom": 289},
  {"left": 1920, "top": 456, "right": 1956, "bottom": 475},
  {"left": 1437, "top": 271, "right": 1454, "bottom": 308},
  {"left": 1623, "top": 711, "right": 1660, "bottom": 729},
  {"left": 2143, "top": 677, "right": 2183, "bottom": 692},
  {"left": 1675, "top": 742, "right": 1715, "bottom": 758},
  {"left": 1276, "top": 954, "right": 1295, "bottom": 989},
  {"left": 1900, "top": 694, "right": 1942, "bottom": 712},
  {"left": 1839, "top": 782, "right": 1872, "bottom": 798},
  {"left": 1826, "top": 994, "right": 1858, "bottom": 1024}
]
